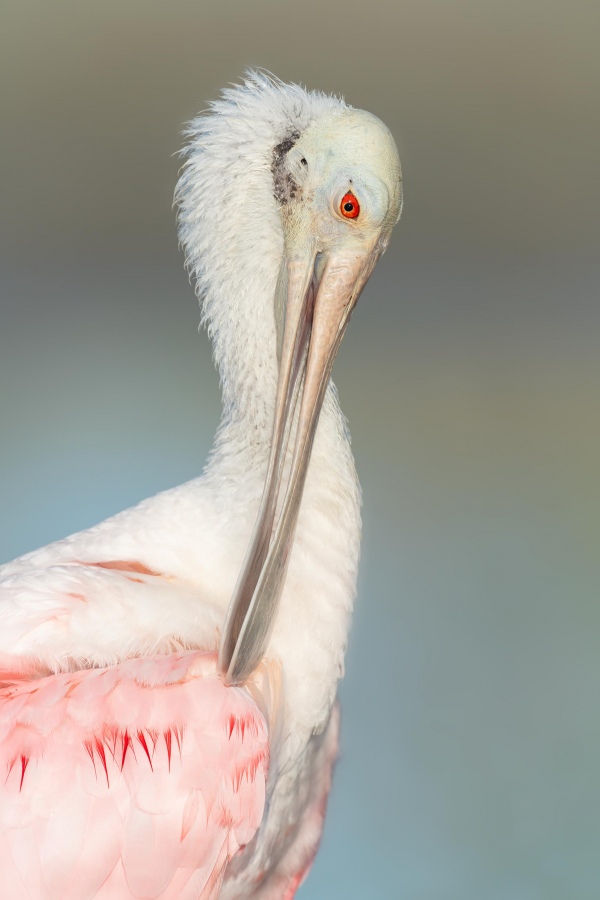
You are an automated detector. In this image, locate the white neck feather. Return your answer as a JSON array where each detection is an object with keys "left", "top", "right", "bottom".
[{"left": 176, "top": 74, "right": 342, "bottom": 445}]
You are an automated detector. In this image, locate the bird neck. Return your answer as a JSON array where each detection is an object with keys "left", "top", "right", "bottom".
[{"left": 176, "top": 76, "right": 360, "bottom": 732}]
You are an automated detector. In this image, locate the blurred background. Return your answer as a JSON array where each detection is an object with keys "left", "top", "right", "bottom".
[{"left": 1, "top": 1, "right": 599, "bottom": 896}]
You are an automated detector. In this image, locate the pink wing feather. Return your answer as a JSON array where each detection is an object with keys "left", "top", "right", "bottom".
[{"left": 0, "top": 651, "right": 269, "bottom": 900}]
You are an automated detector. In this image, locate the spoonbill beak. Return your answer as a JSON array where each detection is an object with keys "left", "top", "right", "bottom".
[{"left": 219, "top": 240, "right": 382, "bottom": 684}]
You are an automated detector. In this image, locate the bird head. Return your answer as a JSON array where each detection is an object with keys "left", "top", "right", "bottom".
[{"left": 275, "top": 108, "right": 402, "bottom": 249}]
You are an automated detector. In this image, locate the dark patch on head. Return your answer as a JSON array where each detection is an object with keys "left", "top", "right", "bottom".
[{"left": 272, "top": 130, "right": 302, "bottom": 206}]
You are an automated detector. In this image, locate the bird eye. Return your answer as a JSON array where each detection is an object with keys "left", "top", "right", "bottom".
[{"left": 340, "top": 192, "right": 360, "bottom": 220}]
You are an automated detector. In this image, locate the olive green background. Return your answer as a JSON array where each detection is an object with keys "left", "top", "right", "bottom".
[{"left": 1, "top": 1, "right": 599, "bottom": 896}]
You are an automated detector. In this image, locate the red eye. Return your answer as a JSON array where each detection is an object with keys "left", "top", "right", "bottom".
[{"left": 340, "top": 192, "right": 360, "bottom": 219}]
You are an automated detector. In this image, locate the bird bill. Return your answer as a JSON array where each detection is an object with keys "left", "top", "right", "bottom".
[{"left": 219, "top": 242, "right": 381, "bottom": 684}]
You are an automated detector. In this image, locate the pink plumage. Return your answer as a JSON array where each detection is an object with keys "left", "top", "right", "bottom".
[{"left": 0, "top": 651, "right": 269, "bottom": 899}]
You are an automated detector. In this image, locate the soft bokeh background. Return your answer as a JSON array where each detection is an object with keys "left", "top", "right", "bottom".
[{"left": 1, "top": 1, "right": 599, "bottom": 896}]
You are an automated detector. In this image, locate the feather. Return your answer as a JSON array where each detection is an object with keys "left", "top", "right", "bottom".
[{"left": 0, "top": 652, "right": 269, "bottom": 898}]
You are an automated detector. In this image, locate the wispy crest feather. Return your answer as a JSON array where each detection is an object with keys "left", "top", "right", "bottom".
[{"left": 175, "top": 71, "right": 345, "bottom": 416}]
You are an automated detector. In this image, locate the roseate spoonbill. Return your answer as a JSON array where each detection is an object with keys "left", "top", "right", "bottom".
[{"left": 0, "top": 72, "right": 402, "bottom": 898}]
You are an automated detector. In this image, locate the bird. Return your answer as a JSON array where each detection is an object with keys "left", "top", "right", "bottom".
[{"left": 0, "top": 72, "right": 402, "bottom": 898}]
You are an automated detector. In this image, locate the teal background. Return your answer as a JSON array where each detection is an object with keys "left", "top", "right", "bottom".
[{"left": 1, "top": 2, "right": 599, "bottom": 897}]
